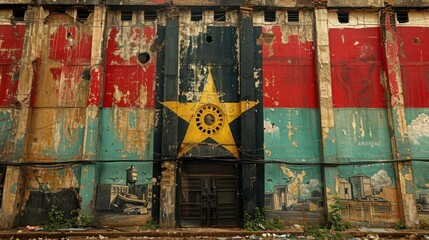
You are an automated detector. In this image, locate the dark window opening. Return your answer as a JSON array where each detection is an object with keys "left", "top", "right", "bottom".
[
  {"left": 77, "top": 8, "right": 91, "bottom": 22},
  {"left": 144, "top": 10, "right": 157, "bottom": 21},
  {"left": 288, "top": 10, "right": 299, "bottom": 22},
  {"left": 414, "top": 37, "right": 420, "bottom": 44},
  {"left": 345, "top": 188, "right": 349, "bottom": 194},
  {"left": 191, "top": 10, "right": 203, "bottom": 21},
  {"left": 206, "top": 35, "right": 213, "bottom": 43},
  {"left": 264, "top": 10, "right": 276, "bottom": 22},
  {"left": 121, "top": 10, "right": 133, "bottom": 21},
  {"left": 214, "top": 10, "right": 226, "bottom": 22},
  {"left": 13, "top": 9, "right": 25, "bottom": 21},
  {"left": 397, "top": 11, "right": 409, "bottom": 23},
  {"left": 338, "top": 11, "right": 349, "bottom": 23},
  {"left": 81, "top": 68, "right": 91, "bottom": 81},
  {"left": 137, "top": 52, "right": 151, "bottom": 64},
  {"left": 54, "top": 8, "right": 66, "bottom": 14}
]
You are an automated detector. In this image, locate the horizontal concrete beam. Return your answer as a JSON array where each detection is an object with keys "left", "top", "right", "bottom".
[
  {"left": 388, "top": 0, "right": 429, "bottom": 7},
  {"left": 1, "top": 0, "right": 428, "bottom": 7},
  {"left": 104, "top": 0, "right": 170, "bottom": 5},
  {"left": 0, "top": 0, "right": 32, "bottom": 4},
  {"left": 172, "top": 0, "right": 243, "bottom": 6},
  {"left": 327, "top": 0, "right": 383, "bottom": 8},
  {"left": 37, "top": 0, "right": 98, "bottom": 4},
  {"left": 252, "top": 0, "right": 312, "bottom": 8}
]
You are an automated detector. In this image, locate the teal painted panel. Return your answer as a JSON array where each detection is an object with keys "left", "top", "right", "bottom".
[
  {"left": 263, "top": 108, "right": 321, "bottom": 162},
  {"left": 334, "top": 109, "right": 392, "bottom": 161},
  {"left": 413, "top": 161, "right": 429, "bottom": 196},
  {"left": 406, "top": 108, "right": 429, "bottom": 158},
  {"left": 0, "top": 110, "right": 13, "bottom": 161},
  {"left": 263, "top": 108, "right": 323, "bottom": 223},
  {"left": 265, "top": 164, "right": 322, "bottom": 201},
  {"left": 79, "top": 107, "right": 100, "bottom": 215},
  {"left": 26, "top": 108, "right": 86, "bottom": 162},
  {"left": 407, "top": 109, "right": 429, "bottom": 215},
  {"left": 98, "top": 108, "right": 155, "bottom": 185}
]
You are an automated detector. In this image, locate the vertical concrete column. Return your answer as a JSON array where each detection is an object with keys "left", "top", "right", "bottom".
[
  {"left": 159, "top": 6, "right": 180, "bottom": 229},
  {"left": 239, "top": 4, "right": 264, "bottom": 214},
  {"left": 312, "top": 1, "right": 339, "bottom": 219},
  {"left": 0, "top": 6, "right": 47, "bottom": 229},
  {"left": 79, "top": 5, "right": 107, "bottom": 218},
  {"left": 380, "top": 6, "right": 418, "bottom": 229}
]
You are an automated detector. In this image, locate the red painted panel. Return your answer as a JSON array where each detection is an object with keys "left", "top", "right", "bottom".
[
  {"left": 104, "top": 26, "right": 156, "bottom": 108},
  {"left": 87, "top": 64, "right": 104, "bottom": 106},
  {"left": 49, "top": 26, "right": 92, "bottom": 65},
  {"left": 397, "top": 27, "right": 429, "bottom": 108},
  {"left": 32, "top": 24, "right": 92, "bottom": 107},
  {"left": 49, "top": 65, "right": 89, "bottom": 106},
  {"left": 262, "top": 26, "right": 317, "bottom": 108},
  {"left": 0, "top": 25, "right": 25, "bottom": 106},
  {"left": 329, "top": 28, "right": 386, "bottom": 108}
]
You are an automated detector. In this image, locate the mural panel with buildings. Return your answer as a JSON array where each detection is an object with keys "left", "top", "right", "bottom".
[{"left": 0, "top": 0, "right": 429, "bottom": 230}]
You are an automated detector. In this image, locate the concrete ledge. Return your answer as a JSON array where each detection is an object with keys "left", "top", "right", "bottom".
[{"left": 0, "top": 228, "right": 428, "bottom": 239}]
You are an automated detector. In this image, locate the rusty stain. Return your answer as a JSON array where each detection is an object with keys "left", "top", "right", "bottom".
[
  {"left": 279, "top": 165, "right": 307, "bottom": 196},
  {"left": 1, "top": 2, "right": 428, "bottom": 230},
  {"left": 113, "top": 109, "right": 154, "bottom": 156}
]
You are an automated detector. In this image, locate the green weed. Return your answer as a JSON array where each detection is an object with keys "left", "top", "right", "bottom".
[
  {"left": 141, "top": 218, "right": 159, "bottom": 230},
  {"left": 328, "top": 195, "right": 351, "bottom": 231},
  {"left": 244, "top": 207, "right": 284, "bottom": 231}
]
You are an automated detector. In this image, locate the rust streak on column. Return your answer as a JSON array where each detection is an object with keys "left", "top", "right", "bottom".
[
  {"left": 159, "top": 5, "right": 179, "bottom": 229},
  {"left": 380, "top": 6, "right": 418, "bottom": 229},
  {"left": 79, "top": 4, "right": 107, "bottom": 219},
  {"left": 0, "top": 6, "right": 47, "bottom": 229},
  {"left": 313, "top": 0, "right": 339, "bottom": 222}
]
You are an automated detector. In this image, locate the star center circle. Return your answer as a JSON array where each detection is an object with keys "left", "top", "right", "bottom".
[{"left": 195, "top": 104, "right": 225, "bottom": 135}]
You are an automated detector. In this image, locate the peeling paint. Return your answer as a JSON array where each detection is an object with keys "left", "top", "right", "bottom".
[
  {"left": 408, "top": 113, "right": 429, "bottom": 145},
  {"left": 1, "top": 3, "right": 428, "bottom": 230}
]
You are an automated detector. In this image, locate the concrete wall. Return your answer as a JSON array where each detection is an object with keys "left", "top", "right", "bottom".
[{"left": 0, "top": 1, "right": 428, "bottom": 229}]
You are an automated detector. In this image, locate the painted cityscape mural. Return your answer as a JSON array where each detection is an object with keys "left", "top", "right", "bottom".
[
  {"left": 1, "top": 4, "right": 429, "bottom": 230},
  {"left": 95, "top": 165, "right": 153, "bottom": 216}
]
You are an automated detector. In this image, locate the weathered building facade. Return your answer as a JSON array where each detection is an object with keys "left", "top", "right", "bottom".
[{"left": 0, "top": 0, "right": 428, "bottom": 230}]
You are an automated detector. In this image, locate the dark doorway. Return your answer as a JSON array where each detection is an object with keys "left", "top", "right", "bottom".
[{"left": 179, "top": 160, "right": 239, "bottom": 227}]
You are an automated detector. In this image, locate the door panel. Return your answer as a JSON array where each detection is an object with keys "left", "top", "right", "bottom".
[{"left": 180, "top": 161, "right": 238, "bottom": 227}]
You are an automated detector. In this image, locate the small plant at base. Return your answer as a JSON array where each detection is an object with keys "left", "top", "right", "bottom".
[
  {"left": 79, "top": 213, "right": 93, "bottom": 227},
  {"left": 420, "top": 219, "right": 429, "bottom": 230},
  {"left": 244, "top": 207, "right": 284, "bottom": 231},
  {"left": 267, "top": 216, "right": 284, "bottom": 230},
  {"left": 394, "top": 221, "right": 406, "bottom": 230},
  {"left": 328, "top": 195, "right": 351, "bottom": 231},
  {"left": 244, "top": 207, "right": 266, "bottom": 231},
  {"left": 141, "top": 218, "right": 158, "bottom": 230},
  {"left": 305, "top": 224, "right": 331, "bottom": 240},
  {"left": 305, "top": 224, "right": 350, "bottom": 240},
  {"left": 44, "top": 205, "right": 75, "bottom": 231}
]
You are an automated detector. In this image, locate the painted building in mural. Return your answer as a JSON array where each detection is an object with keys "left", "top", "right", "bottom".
[{"left": 0, "top": 0, "right": 429, "bottom": 230}]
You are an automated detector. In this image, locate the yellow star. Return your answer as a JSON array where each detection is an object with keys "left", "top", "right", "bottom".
[{"left": 161, "top": 68, "right": 259, "bottom": 158}]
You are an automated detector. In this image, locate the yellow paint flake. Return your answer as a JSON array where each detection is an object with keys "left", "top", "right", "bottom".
[
  {"left": 113, "top": 108, "right": 154, "bottom": 156},
  {"left": 113, "top": 85, "right": 130, "bottom": 105},
  {"left": 265, "top": 148, "right": 272, "bottom": 157},
  {"left": 287, "top": 121, "right": 294, "bottom": 140},
  {"left": 352, "top": 113, "right": 357, "bottom": 142},
  {"left": 359, "top": 116, "right": 365, "bottom": 138},
  {"left": 139, "top": 85, "right": 148, "bottom": 106}
]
